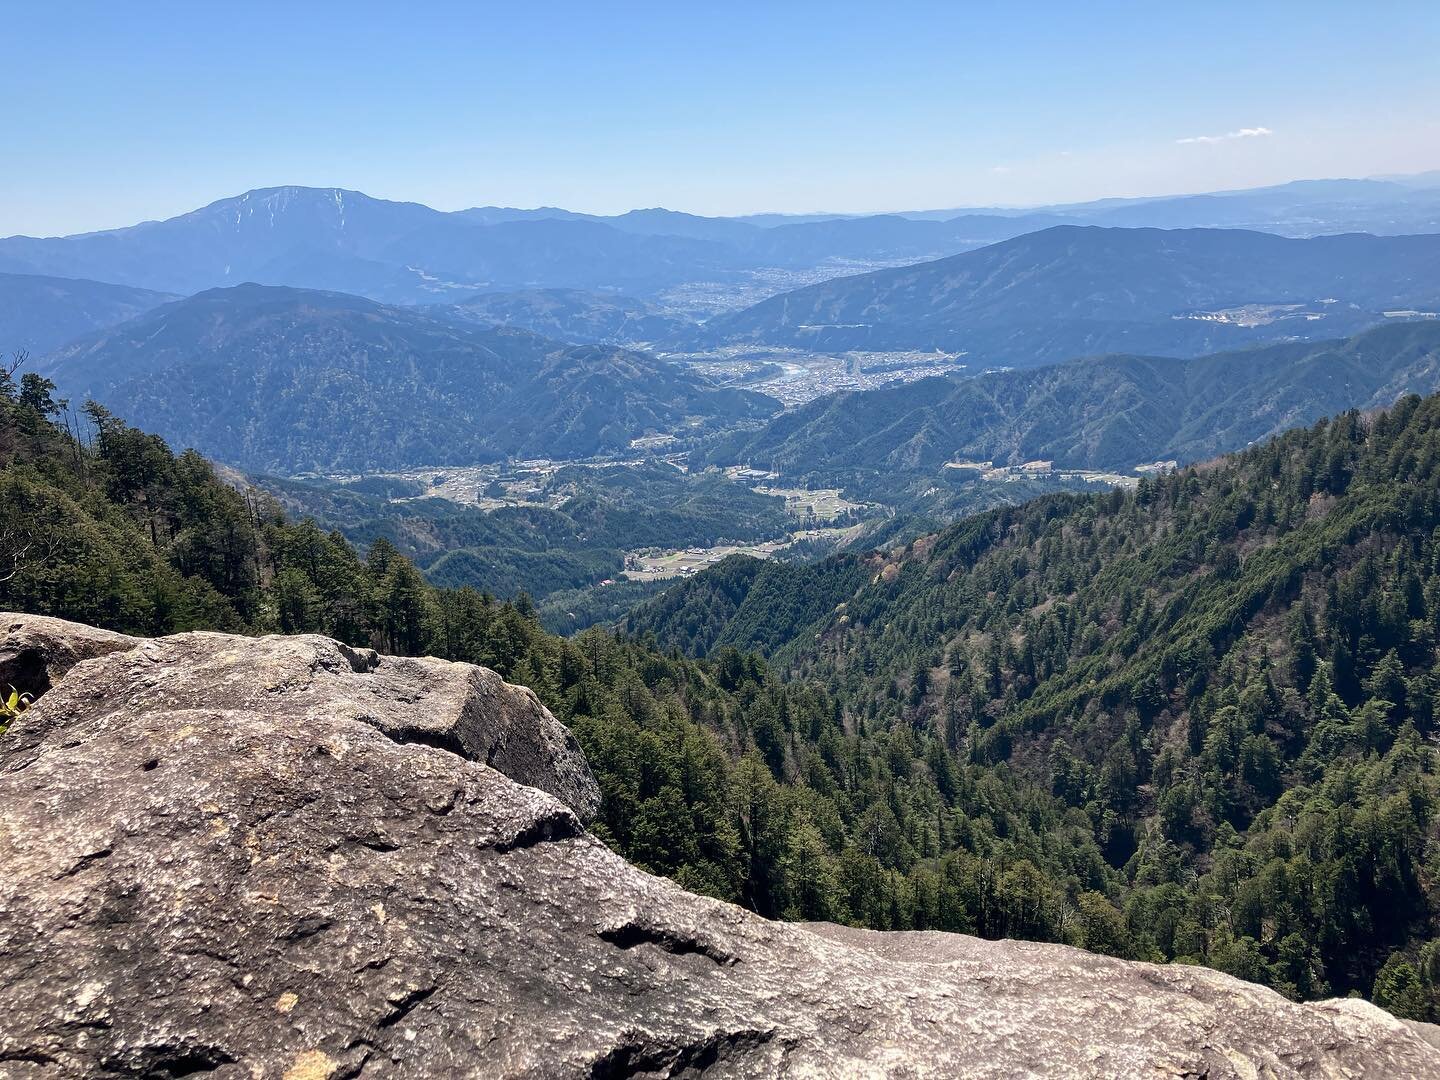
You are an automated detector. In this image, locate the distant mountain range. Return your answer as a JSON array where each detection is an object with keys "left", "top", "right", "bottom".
[
  {"left": 456, "top": 175, "right": 1440, "bottom": 237},
  {"left": 0, "top": 188, "right": 1025, "bottom": 307},
  {"left": 0, "top": 189, "right": 721, "bottom": 302},
  {"left": 691, "top": 227, "right": 1440, "bottom": 363},
  {"left": 0, "top": 272, "right": 174, "bottom": 356},
  {"left": 701, "top": 321, "right": 1440, "bottom": 477},
  {"left": 832, "top": 176, "right": 1440, "bottom": 233},
  {"left": 7, "top": 176, "right": 1440, "bottom": 483},
  {"left": 39, "top": 283, "right": 777, "bottom": 471},
  {"left": 2, "top": 173, "right": 1438, "bottom": 324}
]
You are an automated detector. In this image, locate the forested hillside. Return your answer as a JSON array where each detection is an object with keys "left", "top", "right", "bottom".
[
  {"left": 622, "top": 552, "right": 868, "bottom": 657},
  {"left": 9, "top": 364, "right": 1440, "bottom": 1019},
  {"left": 638, "top": 392, "right": 1440, "bottom": 1014}
]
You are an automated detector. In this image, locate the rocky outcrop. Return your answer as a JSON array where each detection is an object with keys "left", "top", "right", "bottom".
[
  {"left": 1, "top": 615, "right": 1438, "bottom": 1079},
  {"left": 0, "top": 614, "right": 598, "bottom": 821},
  {"left": 0, "top": 612, "right": 138, "bottom": 699}
]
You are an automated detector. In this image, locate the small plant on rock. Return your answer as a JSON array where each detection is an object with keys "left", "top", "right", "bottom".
[{"left": 0, "top": 685, "right": 32, "bottom": 735}]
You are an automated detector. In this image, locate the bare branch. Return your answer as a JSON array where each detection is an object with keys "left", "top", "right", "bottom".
[
  {"left": 0, "top": 526, "right": 55, "bottom": 584},
  {"left": 2, "top": 349, "right": 28, "bottom": 382}
]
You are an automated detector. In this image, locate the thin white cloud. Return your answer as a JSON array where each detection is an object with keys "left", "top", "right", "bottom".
[
  {"left": 990, "top": 165, "right": 1012, "bottom": 174},
  {"left": 1176, "top": 126, "right": 1274, "bottom": 145}
]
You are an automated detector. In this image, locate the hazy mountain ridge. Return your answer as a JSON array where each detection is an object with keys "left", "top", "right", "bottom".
[
  {"left": 0, "top": 187, "right": 1014, "bottom": 306},
  {"left": 5, "top": 176, "right": 1439, "bottom": 321},
  {"left": 886, "top": 176, "right": 1440, "bottom": 232},
  {"left": 690, "top": 226, "right": 1440, "bottom": 362},
  {"left": 0, "top": 271, "right": 176, "bottom": 356},
  {"left": 0, "top": 187, "right": 444, "bottom": 296},
  {"left": 39, "top": 282, "right": 777, "bottom": 471}
]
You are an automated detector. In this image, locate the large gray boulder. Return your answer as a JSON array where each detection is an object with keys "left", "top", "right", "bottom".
[
  {"left": 0, "top": 613, "right": 599, "bottom": 821},
  {"left": 1, "top": 616, "right": 1438, "bottom": 1078},
  {"left": 0, "top": 612, "right": 138, "bottom": 699}
]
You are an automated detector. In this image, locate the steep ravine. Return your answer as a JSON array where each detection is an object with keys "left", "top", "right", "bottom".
[{"left": 1, "top": 613, "right": 1438, "bottom": 1078}]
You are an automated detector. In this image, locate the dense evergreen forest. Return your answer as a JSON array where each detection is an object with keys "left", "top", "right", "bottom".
[
  {"left": 635, "top": 390, "right": 1440, "bottom": 1018},
  {"left": 6, "top": 358, "right": 1440, "bottom": 1020}
]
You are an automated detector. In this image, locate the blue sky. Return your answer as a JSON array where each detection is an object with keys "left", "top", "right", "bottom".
[{"left": 6, "top": 1, "right": 1439, "bottom": 235}]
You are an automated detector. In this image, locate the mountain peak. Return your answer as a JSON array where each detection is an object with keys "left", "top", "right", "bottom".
[
  {"left": 207, "top": 185, "right": 392, "bottom": 210},
  {"left": 185, "top": 185, "right": 437, "bottom": 231}
]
